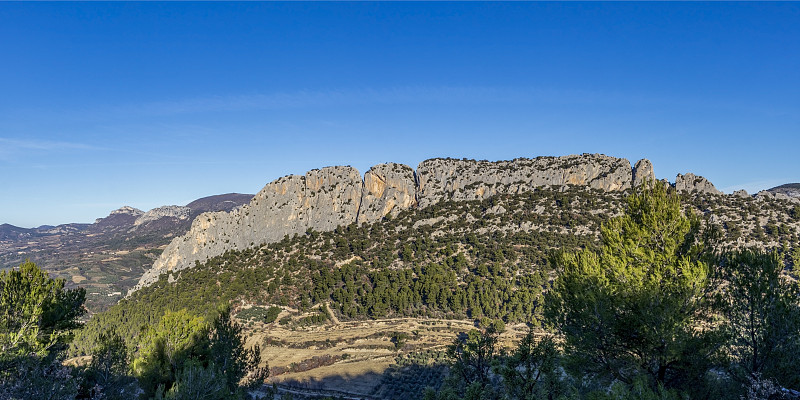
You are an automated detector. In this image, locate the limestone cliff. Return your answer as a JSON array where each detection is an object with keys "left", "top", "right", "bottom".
[
  {"left": 767, "top": 183, "right": 800, "bottom": 199},
  {"left": 134, "top": 206, "right": 191, "bottom": 226},
  {"left": 359, "top": 163, "right": 417, "bottom": 221},
  {"left": 416, "top": 154, "right": 632, "bottom": 208},
  {"left": 674, "top": 173, "right": 721, "bottom": 195},
  {"left": 131, "top": 154, "right": 721, "bottom": 293},
  {"left": 133, "top": 166, "right": 364, "bottom": 291},
  {"left": 632, "top": 159, "right": 655, "bottom": 187}
]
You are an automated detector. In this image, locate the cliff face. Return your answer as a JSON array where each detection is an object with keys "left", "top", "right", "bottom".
[
  {"left": 416, "top": 154, "right": 632, "bottom": 208},
  {"left": 131, "top": 154, "right": 714, "bottom": 293},
  {"left": 674, "top": 173, "right": 721, "bottom": 195},
  {"left": 766, "top": 183, "right": 800, "bottom": 200},
  {"left": 136, "top": 167, "right": 364, "bottom": 290},
  {"left": 632, "top": 159, "right": 655, "bottom": 187},
  {"left": 359, "top": 163, "right": 417, "bottom": 221}
]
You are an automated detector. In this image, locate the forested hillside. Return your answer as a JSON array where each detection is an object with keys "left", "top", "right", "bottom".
[
  {"left": 73, "top": 184, "right": 799, "bottom": 356},
  {"left": 4, "top": 182, "right": 799, "bottom": 400}
]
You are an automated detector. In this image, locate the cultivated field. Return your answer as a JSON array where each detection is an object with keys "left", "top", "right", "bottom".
[{"left": 240, "top": 305, "right": 530, "bottom": 398}]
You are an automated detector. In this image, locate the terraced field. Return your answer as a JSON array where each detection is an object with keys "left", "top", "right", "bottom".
[{"left": 239, "top": 307, "right": 529, "bottom": 398}]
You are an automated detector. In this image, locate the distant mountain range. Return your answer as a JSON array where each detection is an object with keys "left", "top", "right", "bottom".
[
  {"left": 768, "top": 183, "right": 800, "bottom": 198},
  {"left": 0, "top": 193, "right": 253, "bottom": 312}
]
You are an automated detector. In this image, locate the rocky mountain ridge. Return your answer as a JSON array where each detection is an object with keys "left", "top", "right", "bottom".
[
  {"left": 132, "top": 154, "right": 721, "bottom": 292},
  {"left": 767, "top": 183, "right": 800, "bottom": 199},
  {"left": 2, "top": 193, "right": 254, "bottom": 240},
  {"left": 1, "top": 193, "right": 253, "bottom": 312}
]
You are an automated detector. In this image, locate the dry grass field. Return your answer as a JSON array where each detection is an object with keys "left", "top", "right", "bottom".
[{"left": 239, "top": 305, "right": 529, "bottom": 398}]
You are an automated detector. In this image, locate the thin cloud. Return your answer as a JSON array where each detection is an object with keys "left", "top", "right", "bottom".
[
  {"left": 0, "top": 138, "right": 102, "bottom": 161},
  {"left": 12, "top": 85, "right": 789, "bottom": 123}
]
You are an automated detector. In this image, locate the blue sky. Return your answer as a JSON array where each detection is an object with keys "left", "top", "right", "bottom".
[{"left": 1, "top": 2, "right": 798, "bottom": 228}]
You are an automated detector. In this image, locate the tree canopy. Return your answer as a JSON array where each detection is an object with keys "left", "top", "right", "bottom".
[
  {"left": 0, "top": 260, "right": 85, "bottom": 361},
  {"left": 718, "top": 249, "right": 800, "bottom": 389},
  {"left": 544, "top": 183, "right": 717, "bottom": 388},
  {"left": 0, "top": 261, "right": 86, "bottom": 399}
]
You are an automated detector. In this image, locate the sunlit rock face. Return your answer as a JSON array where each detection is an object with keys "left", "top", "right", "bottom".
[
  {"left": 133, "top": 166, "right": 365, "bottom": 291},
  {"left": 675, "top": 172, "right": 721, "bottom": 195},
  {"left": 416, "top": 154, "right": 632, "bottom": 208},
  {"left": 133, "top": 153, "right": 721, "bottom": 293},
  {"left": 632, "top": 159, "right": 655, "bottom": 188},
  {"left": 359, "top": 163, "right": 417, "bottom": 222}
]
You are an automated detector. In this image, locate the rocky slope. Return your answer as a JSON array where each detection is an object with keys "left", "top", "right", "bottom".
[
  {"left": 133, "top": 154, "right": 721, "bottom": 292},
  {"left": 767, "top": 183, "right": 800, "bottom": 199},
  {"left": 0, "top": 193, "right": 253, "bottom": 312}
]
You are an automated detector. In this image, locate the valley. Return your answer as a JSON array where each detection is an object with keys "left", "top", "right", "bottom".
[{"left": 0, "top": 193, "right": 253, "bottom": 312}]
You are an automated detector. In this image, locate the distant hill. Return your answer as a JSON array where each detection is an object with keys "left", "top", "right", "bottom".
[
  {"left": 0, "top": 193, "right": 253, "bottom": 313},
  {"left": 0, "top": 224, "right": 35, "bottom": 241},
  {"left": 768, "top": 183, "right": 800, "bottom": 198},
  {"left": 186, "top": 193, "right": 255, "bottom": 213}
]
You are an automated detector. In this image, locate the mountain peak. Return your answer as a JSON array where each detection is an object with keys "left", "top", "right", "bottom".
[{"left": 109, "top": 206, "right": 144, "bottom": 217}]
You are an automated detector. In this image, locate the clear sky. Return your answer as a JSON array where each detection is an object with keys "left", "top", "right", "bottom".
[{"left": 1, "top": 2, "right": 798, "bottom": 228}]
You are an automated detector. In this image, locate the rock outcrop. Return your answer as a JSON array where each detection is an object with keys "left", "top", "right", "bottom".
[
  {"left": 110, "top": 206, "right": 144, "bottom": 217},
  {"left": 359, "top": 163, "right": 417, "bottom": 221},
  {"left": 674, "top": 173, "right": 721, "bottom": 195},
  {"left": 632, "top": 159, "right": 655, "bottom": 187},
  {"left": 93, "top": 206, "right": 144, "bottom": 229},
  {"left": 757, "top": 190, "right": 800, "bottom": 204},
  {"left": 131, "top": 154, "right": 723, "bottom": 293},
  {"left": 134, "top": 166, "right": 366, "bottom": 291},
  {"left": 134, "top": 206, "right": 191, "bottom": 226},
  {"left": 416, "top": 154, "right": 632, "bottom": 208}
]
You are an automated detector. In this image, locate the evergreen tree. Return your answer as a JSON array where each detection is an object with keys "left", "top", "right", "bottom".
[
  {"left": 208, "top": 305, "right": 268, "bottom": 394},
  {"left": 495, "top": 329, "right": 563, "bottom": 400},
  {"left": 544, "top": 183, "right": 717, "bottom": 390},
  {"left": 156, "top": 358, "right": 233, "bottom": 400},
  {"left": 718, "top": 249, "right": 800, "bottom": 390},
  {"left": 441, "top": 320, "right": 505, "bottom": 400},
  {"left": 0, "top": 260, "right": 85, "bottom": 361},
  {"left": 82, "top": 329, "right": 134, "bottom": 399},
  {"left": 132, "top": 309, "right": 210, "bottom": 399},
  {"left": 0, "top": 261, "right": 86, "bottom": 400}
]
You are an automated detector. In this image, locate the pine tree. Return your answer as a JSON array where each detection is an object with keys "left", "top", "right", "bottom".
[
  {"left": 719, "top": 249, "right": 800, "bottom": 390},
  {"left": 0, "top": 261, "right": 86, "bottom": 399},
  {"left": 544, "top": 183, "right": 717, "bottom": 389}
]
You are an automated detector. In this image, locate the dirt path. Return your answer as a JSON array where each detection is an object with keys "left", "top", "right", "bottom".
[{"left": 325, "top": 302, "right": 340, "bottom": 324}]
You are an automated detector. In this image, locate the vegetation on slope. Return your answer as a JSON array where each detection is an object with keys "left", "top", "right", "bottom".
[
  {"left": 1, "top": 261, "right": 266, "bottom": 400},
  {"left": 4, "top": 183, "right": 800, "bottom": 399},
  {"left": 73, "top": 187, "right": 625, "bottom": 355},
  {"left": 73, "top": 185, "right": 800, "bottom": 359},
  {"left": 426, "top": 184, "right": 800, "bottom": 400}
]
